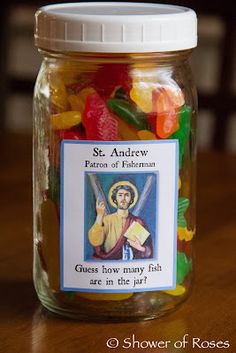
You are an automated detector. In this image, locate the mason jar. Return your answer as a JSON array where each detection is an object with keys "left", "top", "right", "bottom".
[{"left": 33, "top": 2, "right": 197, "bottom": 321}]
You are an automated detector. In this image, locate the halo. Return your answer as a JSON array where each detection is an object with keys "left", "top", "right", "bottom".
[{"left": 108, "top": 181, "right": 138, "bottom": 209}]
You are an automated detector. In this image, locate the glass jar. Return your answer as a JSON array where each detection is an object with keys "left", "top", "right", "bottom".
[{"left": 33, "top": 2, "right": 197, "bottom": 321}]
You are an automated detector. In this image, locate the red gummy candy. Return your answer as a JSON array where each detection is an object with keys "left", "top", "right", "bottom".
[
  {"left": 177, "top": 238, "right": 192, "bottom": 259},
  {"left": 94, "top": 64, "right": 131, "bottom": 98},
  {"left": 147, "top": 112, "right": 157, "bottom": 136},
  {"left": 66, "top": 79, "right": 92, "bottom": 95},
  {"left": 58, "top": 127, "right": 86, "bottom": 140},
  {"left": 83, "top": 92, "right": 118, "bottom": 140}
]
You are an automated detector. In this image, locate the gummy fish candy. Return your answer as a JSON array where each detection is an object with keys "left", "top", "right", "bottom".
[{"left": 83, "top": 92, "right": 118, "bottom": 140}]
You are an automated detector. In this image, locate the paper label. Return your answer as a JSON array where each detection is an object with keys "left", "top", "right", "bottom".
[{"left": 60, "top": 140, "right": 178, "bottom": 292}]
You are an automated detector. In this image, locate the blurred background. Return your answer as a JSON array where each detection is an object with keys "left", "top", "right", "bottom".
[{"left": 1, "top": 0, "right": 236, "bottom": 152}]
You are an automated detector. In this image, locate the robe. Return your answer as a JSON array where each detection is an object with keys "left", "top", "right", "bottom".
[{"left": 88, "top": 212, "right": 153, "bottom": 260}]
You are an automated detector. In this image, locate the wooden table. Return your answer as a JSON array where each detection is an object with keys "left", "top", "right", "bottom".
[{"left": 0, "top": 134, "right": 236, "bottom": 353}]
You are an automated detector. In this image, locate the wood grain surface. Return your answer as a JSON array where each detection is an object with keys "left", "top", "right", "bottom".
[{"left": 0, "top": 134, "right": 235, "bottom": 353}]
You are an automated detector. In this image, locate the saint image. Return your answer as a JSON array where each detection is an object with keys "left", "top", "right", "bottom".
[{"left": 88, "top": 181, "right": 153, "bottom": 260}]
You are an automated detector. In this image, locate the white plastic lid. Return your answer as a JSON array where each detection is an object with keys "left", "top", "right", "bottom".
[{"left": 35, "top": 2, "right": 197, "bottom": 53}]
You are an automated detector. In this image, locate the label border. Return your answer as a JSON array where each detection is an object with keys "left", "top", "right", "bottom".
[{"left": 60, "top": 139, "right": 179, "bottom": 292}]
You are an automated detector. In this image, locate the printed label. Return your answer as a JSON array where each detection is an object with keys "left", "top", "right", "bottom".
[{"left": 60, "top": 140, "right": 178, "bottom": 292}]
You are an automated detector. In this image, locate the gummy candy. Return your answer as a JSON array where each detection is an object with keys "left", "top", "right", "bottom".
[
  {"left": 94, "top": 64, "right": 131, "bottom": 98},
  {"left": 107, "top": 98, "right": 151, "bottom": 131},
  {"left": 154, "top": 87, "right": 180, "bottom": 138},
  {"left": 66, "top": 78, "right": 93, "bottom": 95},
  {"left": 154, "top": 86, "right": 184, "bottom": 114},
  {"left": 130, "top": 65, "right": 185, "bottom": 114},
  {"left": 178, "top": 177, "right": 181, "bottom": 190},
  {"left": 53, "top": 61, "right": 93, "bottom": 87},
  {"left": 177, "top": 238, "right": 192, "bottom": 259},
  {"left": 129, "top": 65, "right": 157, "bottom": 113},
  {"left": 163, "top": 284, "right": 186, "bottom": 296},
  {"left": 170, "top": 105, "right": 191, "bottom": 167},
  {"left": 58, "top": 126, "right": 86, "bottom": 140},
  {"left": 137, "top": 130, "right": 157, "bottom": 140},
  {"left": 49, "top": 73, "right": 68, "bottom": 112},
  {"left": 113, "top": 87, "right": 130, "bottom": 100},
  {"left": 178, "top": 197, "right": 190, "bottom": 228},
  {"left": 68, "top": 87, "right": 95, "bottom": 112},
  {"left": 147, "top": 112, "right": 157, "bottom": 135},
  {"left": 51, "top": 111, "right": 82, "bottom": 130},
  {"left": 177, "top": 251, "right": 192, "bottom": 284},
  {"left": 178, "top": 227, "right": 195, "bottom": 241},
  {"left": 130, "top": 84, "right": 153, "bottom": 113},
  {"left": 115, "top": 117, "right": 140, "bottom": 140},
  {"left": 83, "top": 92, "right": 118, "bottom": 140},
  {"left": 68, "top": 95, "right": 84, "bottom": 111}
]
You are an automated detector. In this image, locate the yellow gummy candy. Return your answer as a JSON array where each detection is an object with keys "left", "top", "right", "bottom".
[
  {"left": 116, "top": 117, "right": 140, "bottom": 140},
  {"left": 130, "top": 66, "right": 157, "bottom": 113},
  {"left": 68, "top": 95, "right": 84, "bottom": 112},
  {"left": 178, "top": 227, "right": 195, "bottom": 241},
  {"left": 137, "top": 130, "right": 157, "bottom": 140},
  {"left": 130, "top": 64, "right": 185, "bottom": 114},
  {"left": 178, "top": 177, "right": 181, "bottom": 190},
  {"left": 77, "top": 292, "right": 133, "bottom": 301},
  {"left": 52, "top": 61, "right": 88, "bottom": 85},
  {"left": 78, "top": 87, "right": 95, "bottom": 101},
  {"left": 41, "top": 199, "right": 60, "bottom": 290},
  {"left": 56, "top": 60, "right": 93, "bottom": 75},
  {"left": 163, "top": 284, "right": 186, "bottom": 296},
  {"left": 130, "top": 85, "right": 153, "bottom": 113},
  {"left": 49, "top": 73, "right": 68, "bottom": 112},
  {"left": 51, "top": 111, "right": 82, "bottom": 130},
  {"left": 68, "top": 87, "right": 95, "bottom": 113}
]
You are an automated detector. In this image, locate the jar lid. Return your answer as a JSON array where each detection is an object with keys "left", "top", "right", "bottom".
[{"left": 35, "top": 2, "right": 197, "bottom": 53}]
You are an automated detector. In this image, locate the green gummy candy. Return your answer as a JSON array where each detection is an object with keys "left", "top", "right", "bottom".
[
  {"left": 177, "top": 251, "right": 192, "bottom": 284},
  {"left": 107, "top": 98, "right": 151, "bottom": 131},
  {"left": 178, "top": 197, "right": 190, "bottom": 228},
  {"left": 170, "top": 105, "right": 191, "bottom": 168}
]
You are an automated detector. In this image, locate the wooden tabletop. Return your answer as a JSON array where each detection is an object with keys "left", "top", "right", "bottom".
[{"left": 0, "top": 134, "right": 236, "bottom": 353}]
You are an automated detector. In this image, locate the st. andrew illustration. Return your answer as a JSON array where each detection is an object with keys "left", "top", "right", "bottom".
[{"left": 85, "top": 173, "right": 158, "bottom": 261}]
